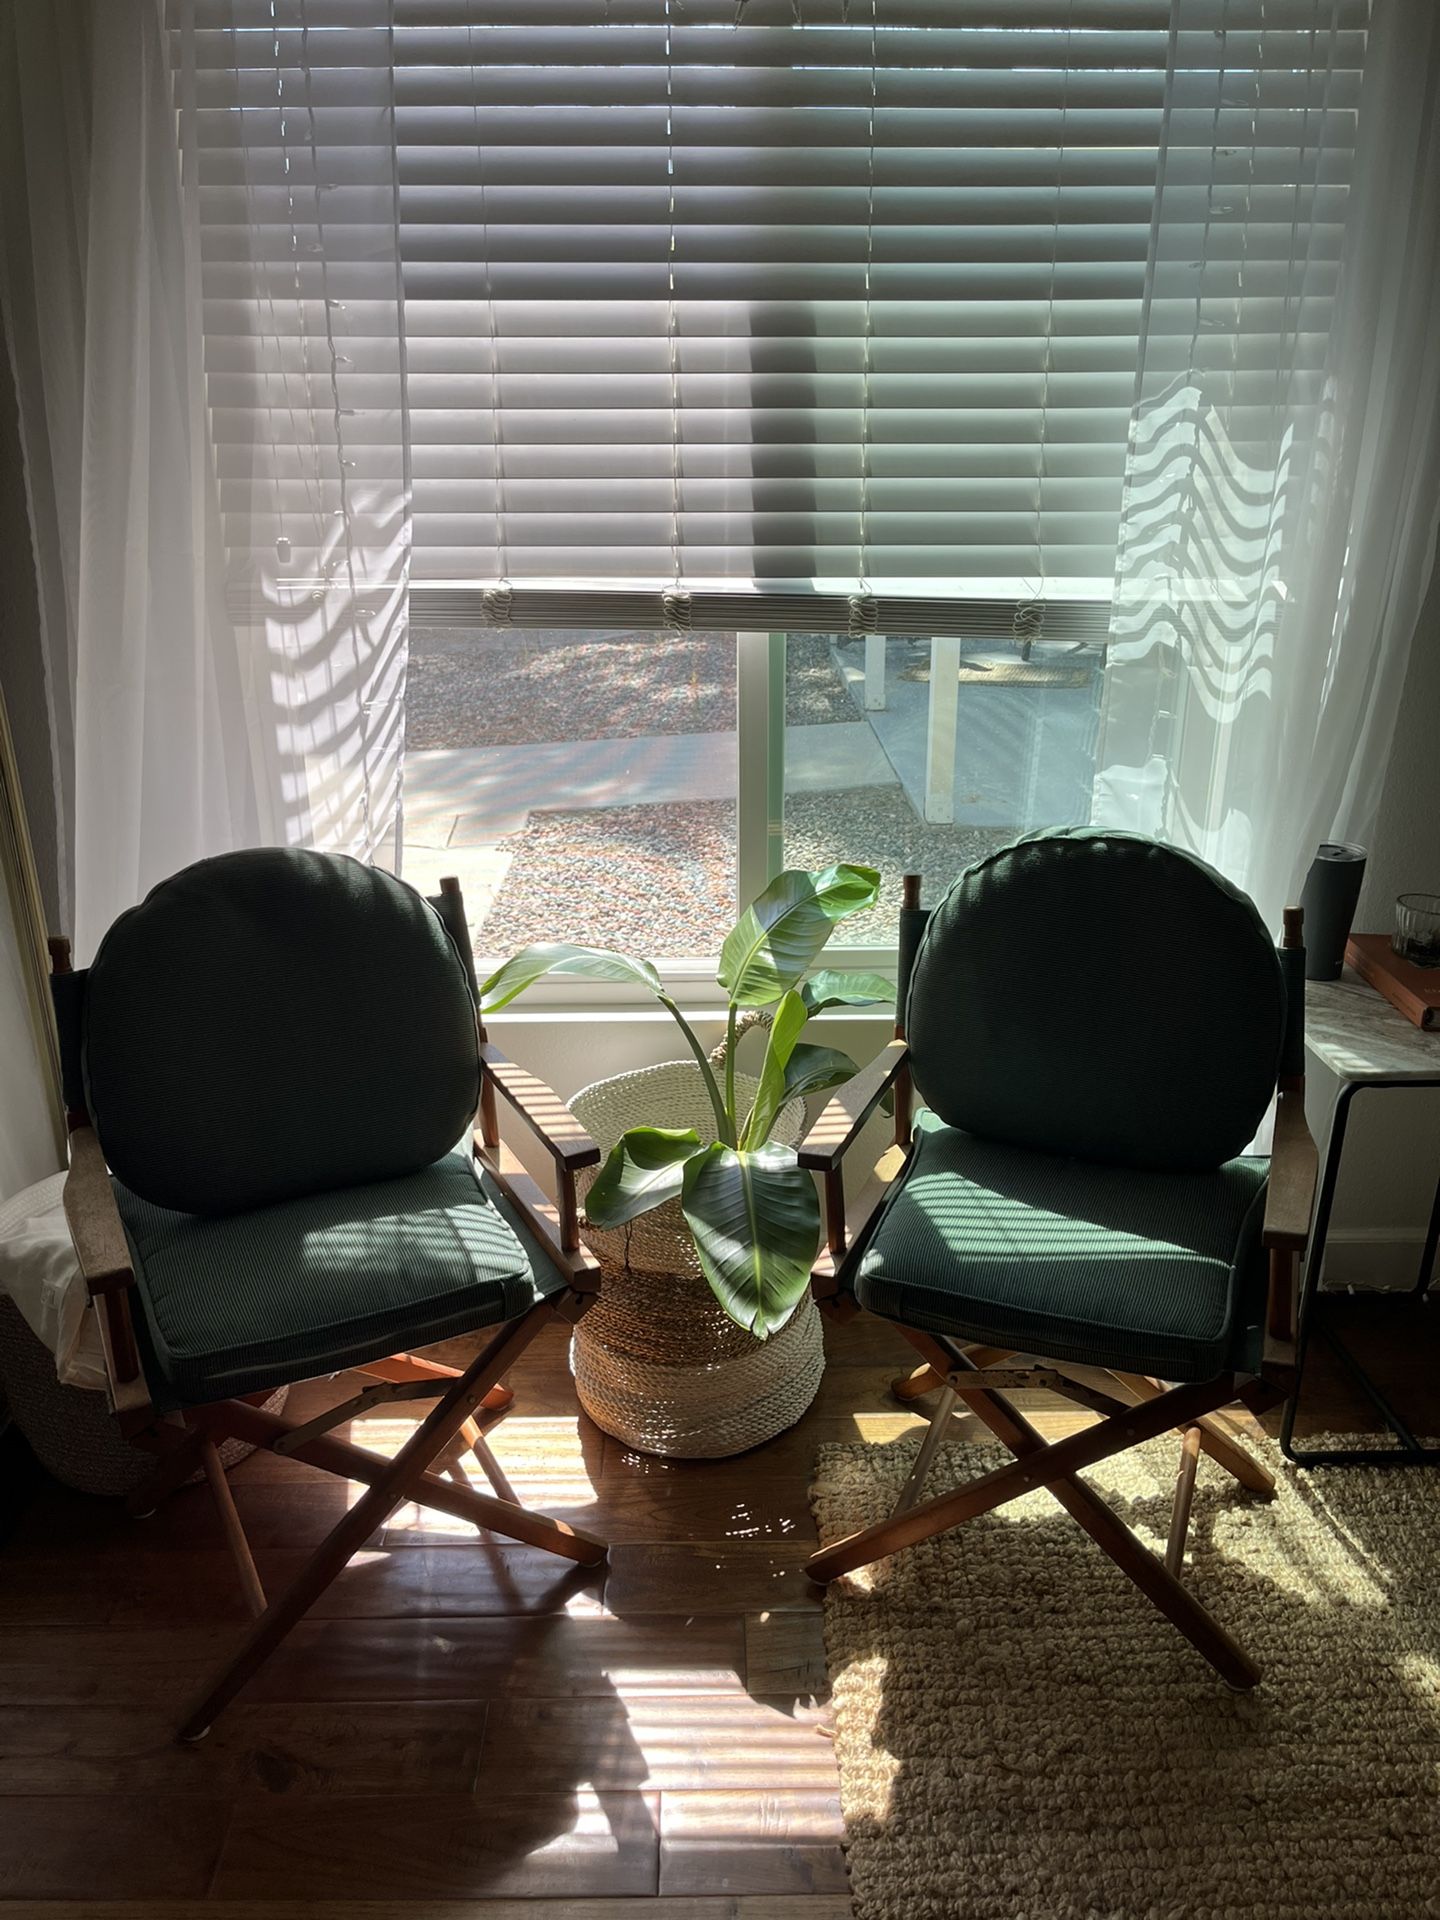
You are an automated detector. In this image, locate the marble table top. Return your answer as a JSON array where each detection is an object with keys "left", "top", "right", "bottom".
[{"left": 1306, "top": 971, "right": 1440, "bottom": 1084}]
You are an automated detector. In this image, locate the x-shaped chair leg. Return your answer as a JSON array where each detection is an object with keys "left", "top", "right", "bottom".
[
  {"left": 809, "top": 1330, "right": 1261, "bottom": 1689},
  {"left": 178, "top": 1300, "right": 605, "bottom": 1740}
]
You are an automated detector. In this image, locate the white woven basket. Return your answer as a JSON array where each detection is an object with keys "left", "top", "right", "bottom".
[{"left": 567, "top": 1057, "right": 825, "bottom": 1458}]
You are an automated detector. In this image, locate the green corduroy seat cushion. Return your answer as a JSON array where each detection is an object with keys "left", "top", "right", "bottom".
[
  {"left": 852, "top": 1112, "right": 1270, "bottom": 1382},
  {"left": 84, "top": 848, "right": 482, "bottom": 1216},
  {"left": 116, "top": 1149, "right": 559, "bottom": 1412},
  {"left": 906, "top": 829, "right": 1286, "bottom": 1172}
]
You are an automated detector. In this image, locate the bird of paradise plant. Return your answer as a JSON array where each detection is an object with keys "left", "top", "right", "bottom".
[{"left": 479, "top": 864, "right": 890, "bottom": 1337}]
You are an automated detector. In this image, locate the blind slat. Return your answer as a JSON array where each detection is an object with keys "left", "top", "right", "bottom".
[{"left": 177, "top": 0, "right": 1364, "bottom": 602}]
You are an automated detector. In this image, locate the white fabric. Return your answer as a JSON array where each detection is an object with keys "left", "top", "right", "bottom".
[
  {"left": 176, "top": 0, "right": 411, "bottom": 865},
  {"left": 0, "top": 1173, "right": 107, "bottom": 1392},
  {"left": 0, "top": 0, "right": 260, "bottom": 960},
  {"left": 0, "top": 880, "right": 61, "bottom": 1205},
  {"left": 1095, "top": 0, "right": 1440, "bottom": 935},
  {"left": 0, "top": 0, "right": 411, "bottom": 960}
]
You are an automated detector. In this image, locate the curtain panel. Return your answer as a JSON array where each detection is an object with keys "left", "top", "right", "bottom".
[
  {"left": 1095, "top": 0, "right": 1440, "bottom": 933},
  {"left": 180, "top": 0, "right": 411, "bottom": 864},
  {"left": 0, "top": 0, "right": 410, "bottom": 960}
]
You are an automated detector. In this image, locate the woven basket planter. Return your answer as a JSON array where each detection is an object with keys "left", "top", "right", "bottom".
[
  {"left": 0, "top": 1296, "right": 287, "bottom": 1497},
  {"left": 567, "top": 1056, "right": 825, "bottom": 1458}
]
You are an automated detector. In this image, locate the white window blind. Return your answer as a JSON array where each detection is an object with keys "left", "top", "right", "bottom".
[{"left": 179, "top": 0, "right": 1367, "bottom": 634}]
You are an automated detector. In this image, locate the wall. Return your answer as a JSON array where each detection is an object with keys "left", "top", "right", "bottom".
[
  {"left": 0, "top": 343, "right": 59, "bottom": 932},
  {"left": 1306, "top": 564, "right": 1440, "bottom": 1288}
]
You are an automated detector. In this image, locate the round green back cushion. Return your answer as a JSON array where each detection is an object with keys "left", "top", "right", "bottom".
[
  {"left": 84, "top": 849, "right": 482, "bottom": 1214},
  {"left": 906, "top": 830, "right": 1285, "bottom": 1172}
]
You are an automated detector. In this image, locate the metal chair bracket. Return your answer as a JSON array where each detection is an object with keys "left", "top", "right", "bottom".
[{"left": 944, "top": 1365, "right": 1066, "bottom": 1396}]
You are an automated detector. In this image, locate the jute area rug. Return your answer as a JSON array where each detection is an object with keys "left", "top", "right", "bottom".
[{"left": 810, "top": 1430, "right": 1440, "bottom": 1920}]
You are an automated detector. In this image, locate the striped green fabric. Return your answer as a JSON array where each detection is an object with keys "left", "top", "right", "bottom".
[
  {"left": 85, "top": 849, "right": 483, "bottom": 1216},
  {"left": 906, "top": 830, "right": 1286, "bottom": 1173},
  {"left": 853, "top": 1113, "right": 1269, "bottom": 1382},
  {"left": 117, "top": 1149, "right": 556, "bottom": 1412}
]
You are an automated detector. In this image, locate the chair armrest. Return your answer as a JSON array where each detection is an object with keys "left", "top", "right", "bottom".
[
  {"left": 811, "top": 1141, "right": 908, "bottom": 1298},
  {"left": 63, "top": 1126, "right": 132, "bottom": 1293},
  {"left": 62, "top": 1126, "right": 147, "bottom": 1397},
  {"left": 1264, "top": 1092, "right": 1318, "bottom": 1252},
  {"left": 798, "top": 1039, "right": 910, "bottom": 1173},
  {"left": 479, "top": 1043, "right": 601, "bottom": 1173}
]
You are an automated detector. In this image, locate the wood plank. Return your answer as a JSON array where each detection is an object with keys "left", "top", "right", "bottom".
[
  {"left": 0, "top": 1898, "right": 857, "bottom": 1919},
  {"left": 659, "top": 1791, "right": 848, "bottom": 1898},
  {"left": 0, "top": 1627, "right": 236, "bottom": 1706},
  {"left": 385, "top": 1471, "right": 819, "bottom": 1550},
  {"left": 0, "top": 1796, "right": 230, "bottom": 1899},
  {"left": 471, "top": 1696, "right": 835, "bottom": 1795},
  {"left": 743, "top": 1613, "right": 830, "bottom": 1703},
  {"left": 604, "top": 1544, "right": 822, "bottom": 1617},
  {"left": 246, "top": 1614, "right": 746, "bottom": 1704},
  {"left": 0, "top": 1542, "right": 608, "bottom": 1631},
  {"left": 212, "top": 1790, "right": 662, "bottom": 1900},
  {"left": 0, "top": 1702, "right": 485, "bottom": 1795}
]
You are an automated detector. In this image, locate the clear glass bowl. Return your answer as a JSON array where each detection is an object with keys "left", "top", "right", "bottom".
[{"left": 1393, "top": 893, "right": 1440, "bottom": 968}]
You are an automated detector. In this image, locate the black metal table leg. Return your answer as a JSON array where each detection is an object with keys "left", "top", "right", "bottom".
[{"left": 1281, "top": 1078, "right": 1440, "bottom": 1467}]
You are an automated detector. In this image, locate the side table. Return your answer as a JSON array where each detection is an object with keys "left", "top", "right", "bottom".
[{"left": 1280, "top": 973, "right": 1440, "bottom": 1465}]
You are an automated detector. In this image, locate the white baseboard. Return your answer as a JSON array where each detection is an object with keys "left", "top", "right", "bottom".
[{"left": 1317, "top": 1227, "right": 1437, "bottom": 1293}]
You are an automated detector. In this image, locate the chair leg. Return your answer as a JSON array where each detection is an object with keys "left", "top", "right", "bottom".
[
  {"left": 199, "top": 1439, "right": 267, "bottom": 1617},
  {"left": 1166, "top": 1425, "right": 1203, "bottom": 1577},
  {"left": 178, "top": 1303, "right": 601, "bottom": 1741},
  {"left": 1110, "top": 1371, "right": 1275, "bottom": 1496},
  {"left": 814, "top": 1331, "right": 1261, "bottom": 1691},
  {"left": 891, "top": 1384, "right": 960, "bottom": 1515},
  {"left": 810, "top": 1372, "right": 1235, "bottom": 1581},
  {"left": 207, "top": 1396, "right": 599, "bottom": 1553}
]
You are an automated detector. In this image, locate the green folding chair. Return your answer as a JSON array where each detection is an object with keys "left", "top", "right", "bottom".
[
  {"left": 800, "top": 829, "right": 1319, "bottom": 1688},
  {"left": 49, "top": 847, "right": 605, "bottom": 1738}
]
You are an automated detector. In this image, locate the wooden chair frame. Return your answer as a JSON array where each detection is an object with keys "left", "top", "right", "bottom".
[
  {"left": 798, "top": 885, "right": 1320, "bottom": 1690},
  {"left": 49, "top": 875, "right": 606, "bottom": 1740}
]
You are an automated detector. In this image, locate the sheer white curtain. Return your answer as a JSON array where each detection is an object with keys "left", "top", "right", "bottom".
[
  {"left": 1094, "top": 0, "right": 1440, "bottom": 934},
  {"left": 0, "top": 0, "right": 409, "bottom": 963},
  {"left": 0, "top": 0, "right": 257, "bottom": 961},
  {"left": 186, "top": 0, "right": 410, "bottom": 867}
]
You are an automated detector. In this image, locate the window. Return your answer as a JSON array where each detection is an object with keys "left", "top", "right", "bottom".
[{"left": 178, "top": 2, "right": 1367, "bottom": 971}]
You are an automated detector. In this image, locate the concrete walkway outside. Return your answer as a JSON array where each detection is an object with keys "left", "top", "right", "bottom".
[{"left": 404, "top": 719, "right": 895, "bottom": 843}]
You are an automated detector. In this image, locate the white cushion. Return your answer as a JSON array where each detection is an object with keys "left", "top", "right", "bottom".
[{"left": 0, "top": 1173, "right": 108, "bottom": 1392}]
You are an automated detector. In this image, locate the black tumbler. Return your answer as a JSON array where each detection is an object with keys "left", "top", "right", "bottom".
[{"left": 1298, "top": 842, "right": 1367, "bottom": 980}]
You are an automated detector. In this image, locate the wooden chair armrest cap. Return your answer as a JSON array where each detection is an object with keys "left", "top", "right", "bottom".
[
  {"left": 799, "top": 1039, "right": 910, "bottom": 1171},
  {"left": 479, "top": 1042, "right": 602, "bottom": 1169},
  {"left": 63, "top": 1126, "right": 133, "bottom": 1289}
]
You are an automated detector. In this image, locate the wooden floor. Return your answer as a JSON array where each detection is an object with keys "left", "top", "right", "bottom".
[{"left": 0, "top": 1297, "right": 1436, "bottom": 1918}]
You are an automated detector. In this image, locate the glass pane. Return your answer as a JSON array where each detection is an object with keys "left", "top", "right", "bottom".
[
  {"left": 782, "top": 631, "right": 1105, "bottom": 946},
  {"left": 402, "top": 627, "right": 737, "bottom": 965}
]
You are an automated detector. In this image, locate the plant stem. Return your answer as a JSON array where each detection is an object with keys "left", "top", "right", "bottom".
[
  {"left": 659, "top": 994, "right": 734, "bottom": 1146},
  {"left": 724, "top": 1002, "right": 737, "bottom": 1139}
]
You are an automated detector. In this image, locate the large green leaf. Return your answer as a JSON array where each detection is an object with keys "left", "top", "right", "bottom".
[
  {"left": 680, "top": 1142, "right": 821, "bottom": 1338},
  {"left": 741, "top": 989, "right": 808, "bottom": 1148},
  {"left": 717, "top": 865, "right": 881, "bottom": 1007},
  {"left": 585, "top": 1126, "right": 703, "bottom": 1228},
  {"left": 799, "top": 969, "right": 895, "bottom": 1018},
  {"left": 776, "top": 1042, "right": 859, "bottom": 1108},
  {"left": 479, "top": 942, "right": 663, "bottom": 1012}
]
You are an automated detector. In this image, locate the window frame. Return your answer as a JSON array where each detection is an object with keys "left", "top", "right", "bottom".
[{"left": 449, "top": 627, "right": 901, "bottom": 1012}]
